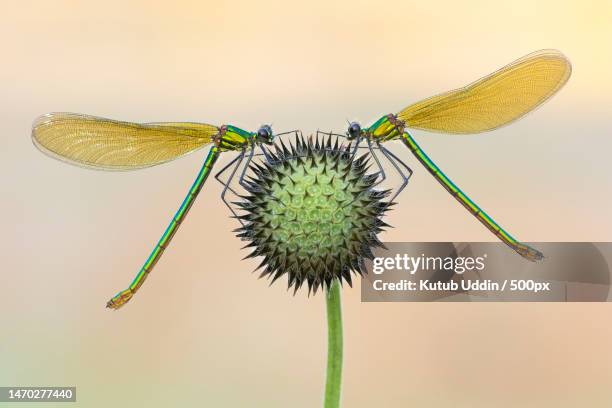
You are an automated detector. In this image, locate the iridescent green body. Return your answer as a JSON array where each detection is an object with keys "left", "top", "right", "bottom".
[
  {"left": 364, "top": 114, "right": 543, "bottom": 261},
  {"left": 218, "top": 125, "right": 257, "bottom": 151},
  {"left": 106, "top": 126, "right": 255, "bottom": 308}
]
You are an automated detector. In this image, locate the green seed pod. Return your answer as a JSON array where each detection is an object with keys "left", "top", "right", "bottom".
[{"left": 235, "top": 135, "right": 392, "bottom": 294}]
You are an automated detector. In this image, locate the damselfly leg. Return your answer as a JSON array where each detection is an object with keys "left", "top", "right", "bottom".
[
  {"left": 215, "top": 148, "right": 247, "bottom": 225},
  {"left": 377, "top": 141, "right": 413, "bottom": 203},
  {"left": 365, "top": 137, "right": 387, "bottom": 188}
]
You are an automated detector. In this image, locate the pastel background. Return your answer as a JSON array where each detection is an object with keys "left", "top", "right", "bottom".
[{"left": 2, "top": 0, "right": 612, "bottom": 406}]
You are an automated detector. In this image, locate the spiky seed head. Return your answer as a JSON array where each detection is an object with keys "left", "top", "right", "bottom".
[{"left": 236, "top": 134, "right": 391, "bottom": 294}]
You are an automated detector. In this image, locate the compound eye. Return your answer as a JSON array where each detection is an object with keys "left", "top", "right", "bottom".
[
  {"left": 258, "top": 128, "right": 270, "bottom": 140},
  {"left": 348, "top": 122, "right": 361, "bottom": 138}
]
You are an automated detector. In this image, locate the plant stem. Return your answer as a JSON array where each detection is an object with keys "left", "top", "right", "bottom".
[{"left": 324, "top": 279, "right": 343, "bottom": 408}]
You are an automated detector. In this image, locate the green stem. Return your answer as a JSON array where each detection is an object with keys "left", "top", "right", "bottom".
[{"left": 324, "top": 279, "right": 343, "bottom": 408}]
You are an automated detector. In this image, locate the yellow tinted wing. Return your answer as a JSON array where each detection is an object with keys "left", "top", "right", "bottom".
[
  {"left": 397, "top": 50, "right": 571, "bottom": 134},
  {"left": 32, "top": 113, "right": 219, "bottom": 170}
]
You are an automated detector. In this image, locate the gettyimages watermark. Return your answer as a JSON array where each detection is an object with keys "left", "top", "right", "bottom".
[{"left": 361, "top": 243, "right": 612, "bottom": 302}]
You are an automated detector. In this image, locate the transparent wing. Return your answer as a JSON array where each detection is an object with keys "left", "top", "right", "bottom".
[
  {"left": 32, "top": 112, "right": 219, "bottom": 170},
  {"left": 397, "top": 50, "right": 571, "bottom": 134}
]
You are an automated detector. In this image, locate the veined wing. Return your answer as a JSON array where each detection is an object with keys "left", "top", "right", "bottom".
[
  {"left": 32, "top": 113, "right": 219, "bottom": 170},
  {"left": 397, "top": 50, "right": 571, "bottom": 134}
]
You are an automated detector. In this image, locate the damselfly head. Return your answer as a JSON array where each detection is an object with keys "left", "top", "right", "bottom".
[
  {"left": 347, "top": 121, "right": 362, "bottom": 140},
  {"left": 256, "top": 124, "right": 274, "bottom": 144}
]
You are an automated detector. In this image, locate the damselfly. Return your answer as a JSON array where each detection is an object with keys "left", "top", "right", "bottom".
[{"left": 323, "top": 49, "right": 571, "bottom": 262}]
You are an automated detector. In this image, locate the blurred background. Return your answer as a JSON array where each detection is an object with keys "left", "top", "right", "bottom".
[{"left": 2, "top": 0, "right": 612, "bottom": 406}]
